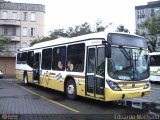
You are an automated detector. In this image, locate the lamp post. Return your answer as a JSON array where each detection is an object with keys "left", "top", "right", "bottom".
[{"left": 20, "top": 18, "right": 22, "bottom": 49}]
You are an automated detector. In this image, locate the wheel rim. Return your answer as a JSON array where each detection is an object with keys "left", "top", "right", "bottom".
[
  {"left": 24, "top": 76, "right": 27, "bottom": 84},
  {"left": 67, "top": 84, "right": 74, "bottom": 94}
]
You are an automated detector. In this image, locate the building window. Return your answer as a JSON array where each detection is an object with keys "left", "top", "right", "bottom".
[
  {"left": 67, "top": 43, "right": 85, "bottom": 72},
  {"left": 22, "top": 42, "right": 27, "bottom": 48},
  {"left": 31, "top": 28, "right": 35, "bottom": 36},
  {"left": 3, "top": 26, "right": 16, "bottom": 36},
  {"left": 3, "top": 26, "right": 8, "bottom": 35},
  {"left": 23, "top": 12, "right": 28, "bottom": 21},
  {"left": 13, "top": 27, "right": 16, "bottom": 36},
  {"left": 2, "top": 11, "right": 8, "bottom": 19},
  {"left": 22, "top": 27, "right": 28, "bottom": 36},
  {"left": 151, "top": 8, "right": 155, "bottom": 17},
  {"left": 137, "top": 9, "right": 145, "bottom": 19},
  {"left": 42, "top": 48, "right": 52, "bottom": 70},
  {"left": 12, "top": 12, "right": 17, "bottom": 20},
  {"left": 52, "top": 46, "right": 66, "bottom": 71},
  {"left": 31, "top": 12, "right": 36, "bottom": 21}
]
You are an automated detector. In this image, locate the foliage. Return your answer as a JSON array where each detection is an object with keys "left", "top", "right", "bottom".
[
  {"left": 140, "top": 16, "right": 160, "bottom": 52},
  {"left": 50, "top": 29, "right": 68, "bottom": 39},
  {"left": 95, "top": 20, "right": 107, "bottom": 32},
  {"left": 141, "top": 16, "right": 160, "bottom": 36},
  {"left": 0, "top": 37, "right": 10, "bottom": 51},
  {"left": 66, "top": 22, "right": 92, "bottom": 37},
  {"left": 116, "top": 25, "right": 129, "bottom": 33},
  {"left": 30, "top": 36, "right": 50, "bottom": 46}
]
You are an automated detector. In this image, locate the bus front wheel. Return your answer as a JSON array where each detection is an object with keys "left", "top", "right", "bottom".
[{"left": 66, "top": 79, "right": 77, "bottom": 100}]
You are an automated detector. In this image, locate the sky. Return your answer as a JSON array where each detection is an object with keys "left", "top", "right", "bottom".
[{"left": 9, "top": 0, "right": 156, "bottom": 36}]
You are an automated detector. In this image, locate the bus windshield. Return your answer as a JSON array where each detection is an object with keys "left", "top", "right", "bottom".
[{"left": 108, "top": 47, "right": 149, "bottom": 81}]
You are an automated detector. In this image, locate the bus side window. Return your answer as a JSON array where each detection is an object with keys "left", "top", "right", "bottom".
[
  {"left": 41, "top": 48, "right": 52, "bottom": 70},
  {"left": 21, "top": 52, "right": 27, "bottom": 64},
  {"left": 52, "top": 46, "right": 66, "bottom": 71},
  {"left": 150, "top": 57, "right": 155, "bottom": 66},
  {"left": 27, "top": 51, "right": 34, "bottom": 68},
  {"left": 67, "top": 43, "right": 85, "bottom": 72},
  {"left": 17, "top": 53, "right": 21, "bottom": 64}
]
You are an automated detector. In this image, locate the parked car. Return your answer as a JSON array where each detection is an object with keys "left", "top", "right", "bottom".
[{"left": 0, "top": 70, "right": 3, "bottom": 79}]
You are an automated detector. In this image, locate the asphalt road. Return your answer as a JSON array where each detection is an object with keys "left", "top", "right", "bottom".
[
  {"left": 141, "top": 82, "right": 160, "bottom": 103},
  {"left": 0, "top": 79, "right": 158, "bottom": 120}
]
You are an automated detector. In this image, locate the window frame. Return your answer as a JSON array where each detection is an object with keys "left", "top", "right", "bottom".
[
  {"left": 31, "top": 12, "right": 36, "bottom": 21},
  {"left": 23, "top": 12, "right": 28, "bottom": 21},
  {"left": 31, "top": 27, "right": 35, "bottom": 37},
  {"left": 12, "top": 12, "right": 17, "bottom": 20},
  {"left": 22, "top": 27, "right": 28, "bottom": 37},
  {"left": 2, "top": 11, "right": 8, "bottom": 19}
]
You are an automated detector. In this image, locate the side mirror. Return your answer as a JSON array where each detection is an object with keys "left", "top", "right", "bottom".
[{"left": 105, "top": 43, "right": 111, "bottom": 58}]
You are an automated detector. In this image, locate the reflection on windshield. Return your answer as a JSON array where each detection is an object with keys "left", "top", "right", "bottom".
[{"left": 108, "top": 47, "right": 149, "bottom": 81}]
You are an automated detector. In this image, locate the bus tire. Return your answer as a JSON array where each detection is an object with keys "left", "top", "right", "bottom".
[
  {"left": 23, "top": 74, "right": 28, "bottom": 85},
  {"left": 66, "top": 79, "right": 77, "bottom": 100}
]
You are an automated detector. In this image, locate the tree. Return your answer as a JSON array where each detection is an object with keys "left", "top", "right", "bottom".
[
  {"left": 140, "top": 16, "right": 160, "bottom": 51},
  {"left": 141, "top": 16, "right": 160, "bottom": 36},
  {"left": 30, "top": 36, "right": 50, "bottom": 46},
  {"left": 68, "top": 22, "right": 92, "bottom": 37},
  {"left": 95, "top": 20, "right": 107, "bottom": 32},
  {"left": 116, "top": 25, "right": 129, "bottom": 33},
  {"left": 49, "top": 28, "right": 68, "bottom": 39},
  {"left": 0, "top": 37, "right": 10, "bottom": 51}
]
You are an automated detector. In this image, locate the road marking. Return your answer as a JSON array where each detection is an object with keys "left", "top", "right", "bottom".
[{"left": 15, "top": 83, "right": 80, "bottom": 113}]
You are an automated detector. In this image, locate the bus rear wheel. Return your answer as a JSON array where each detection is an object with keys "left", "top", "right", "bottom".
[
  {"left": 66, "top": 79, "right": 77, "bottom": 100},
  {"left": 23, "top": 74, "right": 28, "bottom": 85}
]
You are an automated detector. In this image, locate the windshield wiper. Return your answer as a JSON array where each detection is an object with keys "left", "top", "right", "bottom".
[
  {"left": 133, "top": 48, "right": 142, "bottom": 61},
  {"left": 119, "top": 46, "right": 135, "bottom": 80}
]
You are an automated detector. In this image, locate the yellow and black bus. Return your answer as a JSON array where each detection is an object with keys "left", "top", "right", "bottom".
[{"left": 16, "top": 31, "right": 151, "bottom": 101}]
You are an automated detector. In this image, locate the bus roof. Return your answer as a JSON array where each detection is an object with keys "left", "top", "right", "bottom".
[
  {"left": 149, "top": 52, "right": 160, "bottom": 56},
  {"left": 18, "top": 31, "right": 143, "bottom": 52}
]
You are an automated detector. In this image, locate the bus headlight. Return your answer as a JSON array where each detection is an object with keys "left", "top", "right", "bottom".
[
  {"left": 107, "top": 80, "right": 122, "bottom": 91},
  {"left": 143, "top": 82, "right": 150, "bottom": 89}
]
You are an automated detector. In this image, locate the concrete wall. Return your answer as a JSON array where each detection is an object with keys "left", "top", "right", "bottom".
[
  {"left": 0, "top": 1, "right": 45, "bottom": 54},
  {"left": 0, "top": 57, "right": 16, "bottom": 78},
  {"left": 0, "top": 9, "right": 45, "bottom": 49}
]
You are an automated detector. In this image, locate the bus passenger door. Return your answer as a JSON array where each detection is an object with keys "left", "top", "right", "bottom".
[
  {"left": 86, "top": 46, "right": 105, "bottom": 99},
  {"left": 33, "top": 52, "right": 41, "bottom": 84}
]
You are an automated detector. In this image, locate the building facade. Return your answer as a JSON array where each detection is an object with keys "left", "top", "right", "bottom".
[
  {"left": 0, "top": 0, "right": 45, "bottom": 77},
  {"left": 135, "top": 1, "right": 160, "bottom": 50}
]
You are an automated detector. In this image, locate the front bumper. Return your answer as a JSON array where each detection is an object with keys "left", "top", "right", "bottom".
[{"left": 104, "top": 87, "right": 151, "bottom": 101}]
